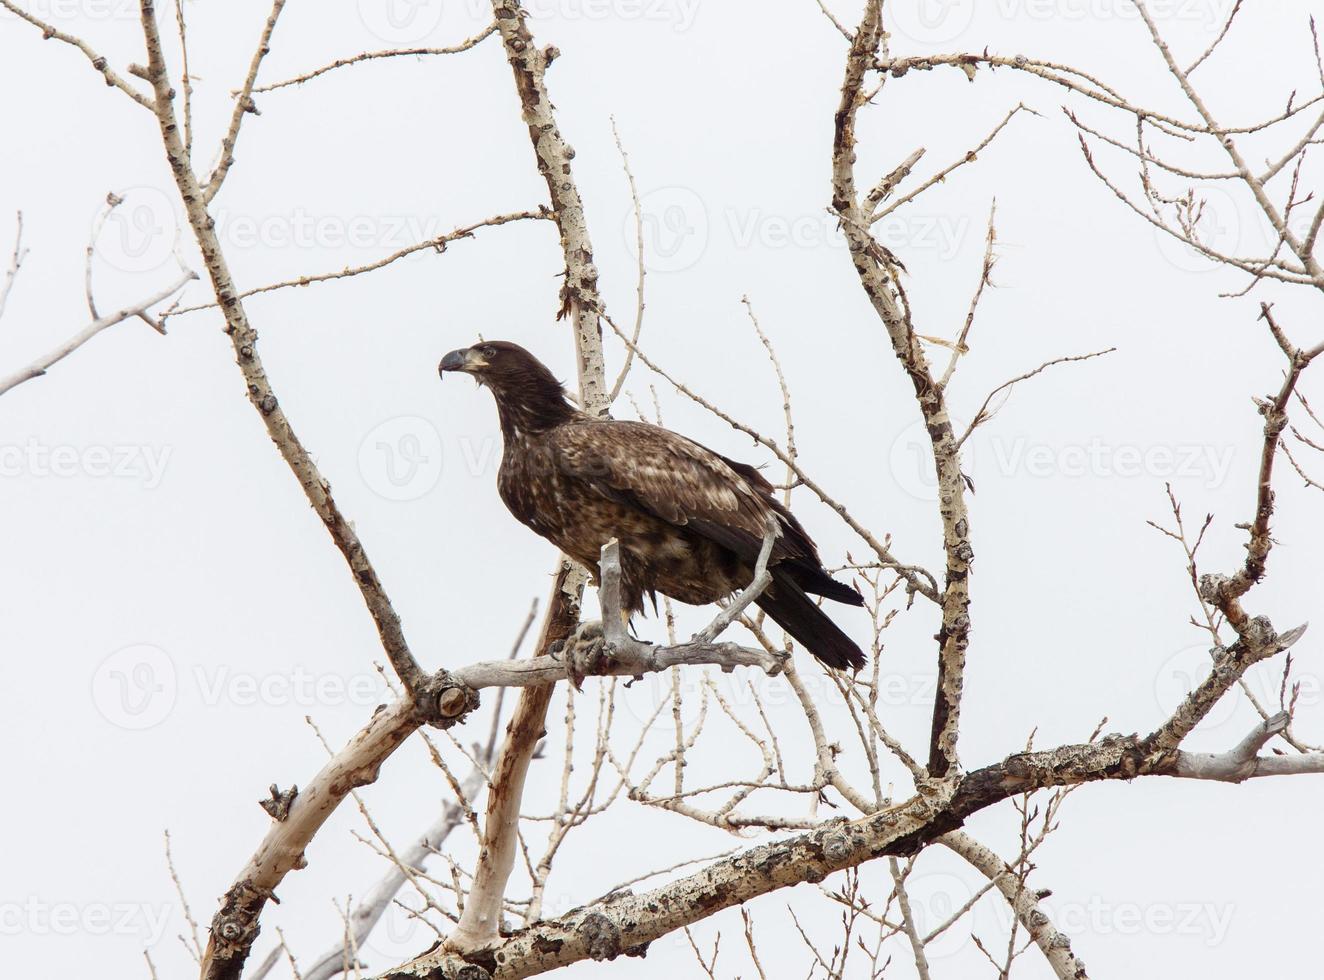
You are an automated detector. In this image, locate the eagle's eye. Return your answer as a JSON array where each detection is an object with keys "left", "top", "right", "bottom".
[{"left": 481, "top": 345, "right": 497, "bottom": 359}]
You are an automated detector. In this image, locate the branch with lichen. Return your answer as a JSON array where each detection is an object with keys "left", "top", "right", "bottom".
[{"left": 832, "top": 0, "right": 972, "bottom": 780}]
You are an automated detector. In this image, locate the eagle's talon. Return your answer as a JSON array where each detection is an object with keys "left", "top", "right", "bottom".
[{"left": 563, "top": 619, "right": 608, "bottom": 691}]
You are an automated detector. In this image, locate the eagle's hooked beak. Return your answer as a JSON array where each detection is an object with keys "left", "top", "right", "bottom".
[{"left": 438, "top": 347, "right": 487, "bottom": 379}]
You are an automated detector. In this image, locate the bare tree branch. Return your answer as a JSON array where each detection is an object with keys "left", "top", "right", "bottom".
[
  {"left": 253, "top": 24, "right": 498, "bottom": 94},
  {"left": 0, "top": 270, "right": 194, "bottom": 396},
  {"left": 167, "top": 209, "right": 550, "bottom": 319},
  {"left": 831, "top": 0, "right": 972, "bottom": 779},
  {"left": 0, "top": 211, "right": 27, "bottom": 322},
  {"left": 202, "top": 0, "right": 288, "bottom": 203},
  {"left": 0, "top": 0, "right": 154, "bottom": 107}
]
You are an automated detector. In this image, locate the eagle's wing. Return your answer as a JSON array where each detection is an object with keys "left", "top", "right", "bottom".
[
  {"left": 548, "top": 419, "right": 814, "bottom": 567},
  {"left": 550, "top": 418, "right": 866, "bottom": 668}
]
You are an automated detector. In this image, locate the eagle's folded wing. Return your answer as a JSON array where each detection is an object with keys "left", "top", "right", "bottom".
[{"left": 548, "top": 419, "right": 811, "bottom": 567}]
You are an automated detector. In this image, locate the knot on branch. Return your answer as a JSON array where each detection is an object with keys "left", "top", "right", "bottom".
[
  {"left": 1197, "top": 572, "right": 1232, "bottom": 606},
  {"left": 577, "top": 910, "right": 623, "bottom": 962},
  {"left": 415, "top": 669, "right": 480, "bottom": 729},
  {"left": 258, "top": 783, "right": 298, "bottom": 821},
  {"left": 208, "top": 883, "right": 265, "bottom": 960},
  {"left": 1197, "top": 571, "right": 1250, "bottom": 622},
  {"left": 820, "top": 828, "right": 856, "bottom": 863},
  {"left": 1242, "top": 615, "right": 1278, "bottom": 653}
]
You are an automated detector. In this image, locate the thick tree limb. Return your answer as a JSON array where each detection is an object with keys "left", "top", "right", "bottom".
[
  {"left": 366, "top": 597, "right": 1307, "bottom": 979},
  {"left": 207, "top": 701, "right": 423, "bottom": 980},
  {"left": 1173, "top": 711, "right": 1324, "bottom": 781},
  {"left": 126, "top": 4, "right": 466, "bottom": 975},
  {"left": 445, "top": 566, "right": 581, "bottom": 953},
  {"left": 375, "top": 676, "right": 1322, "bottom": 980}
]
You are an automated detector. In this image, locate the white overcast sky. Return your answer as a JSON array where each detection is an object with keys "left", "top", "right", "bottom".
[{"left": 2, "top": 1, "right": 1322, "bottom": 978}]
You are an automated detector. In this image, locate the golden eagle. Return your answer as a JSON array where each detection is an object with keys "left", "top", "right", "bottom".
[{"left": 439, "top": 341, "right": 865, "bottom": 670}]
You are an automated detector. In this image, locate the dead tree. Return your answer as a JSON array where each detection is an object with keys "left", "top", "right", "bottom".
[{"left": 3, "top": 1, "right": 1322, "bottom": 978}]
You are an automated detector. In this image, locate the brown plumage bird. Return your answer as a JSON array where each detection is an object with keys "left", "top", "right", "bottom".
[{"left": 439, "top": 341, "right": 865, "bottom": 670}]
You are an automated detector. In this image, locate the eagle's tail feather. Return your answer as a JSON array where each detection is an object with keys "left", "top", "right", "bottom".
[
  {"left": 755, "top": 571, "right": 866, "bottom": 671},
  {"left": 787, "top": 563, "right": 865, "bottom": 607}
]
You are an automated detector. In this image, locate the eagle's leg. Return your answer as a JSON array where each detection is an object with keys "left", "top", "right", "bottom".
[
  {"left": 559, "top": 538, "right": 639, "bottom": 690},
  {"left": 559, "top": 619, "right": 606, "bottom": 691},
  {"left": 694, "top": 522, "right": 780, "bottom": 644},
  {"left": 558, "top": 604, "right": 634, "bottom": 690}
]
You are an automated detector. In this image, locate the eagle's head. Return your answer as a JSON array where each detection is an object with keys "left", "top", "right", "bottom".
[
  {"left": 438, "top": 341, "right": 556, "bottom": 389},
  {"left": 439, "top": 341, "right": 575, "bottom": 429}
]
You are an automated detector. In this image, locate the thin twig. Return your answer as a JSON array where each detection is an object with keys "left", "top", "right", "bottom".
[
  {"left": 253, "top": 24, "right": 497, "bottom": 93},
  {"left": 0, "top": 212, "right": 27, "bottom": 322},
  {"left": 202, "top": 0, "right": 289, "bottom": 203},
  {"left": 955, "top": 348, "right": 1117, "bottom": 448}
]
